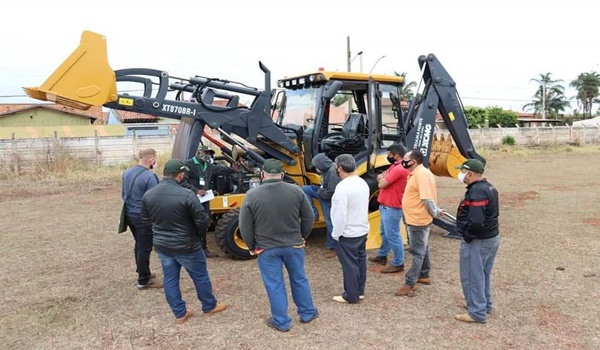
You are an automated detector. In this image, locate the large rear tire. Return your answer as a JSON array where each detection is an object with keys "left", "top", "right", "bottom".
[{"left": 214, "top": 208, "right": 254, "bottom": 260}]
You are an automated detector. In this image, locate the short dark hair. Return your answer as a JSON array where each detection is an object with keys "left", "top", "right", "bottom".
[
  {"left": 387, "top": 144, "right": 406, "bottom": 157},
  {"left": 335, "top": 154, "right": 356, "bottom": 173},
  {"left": 408, "top": 149, "right": 424, "bottom": 164}
]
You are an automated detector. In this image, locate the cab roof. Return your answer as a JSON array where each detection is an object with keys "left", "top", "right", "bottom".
[{"left": 279, "top": 71, "right": 404, "bottom": 85}]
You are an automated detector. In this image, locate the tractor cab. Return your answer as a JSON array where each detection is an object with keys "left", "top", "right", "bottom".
[{"left": 273, "top": 71, "right": 405, "bottom": 171}]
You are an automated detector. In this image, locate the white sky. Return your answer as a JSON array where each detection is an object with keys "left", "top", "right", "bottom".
[{"left": 1, "top": 0, "right": 598, "bottom": 112}]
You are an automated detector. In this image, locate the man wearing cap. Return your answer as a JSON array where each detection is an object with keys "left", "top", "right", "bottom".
[
  {"left": 239, "top": 159, "right": 318, "bottom": 332},
  {"left": 141, "top": 159, "right": 228, "bottom": 324},
  {"left": 182, "top": 145, "right": 217, "bottom": 257},
  {"left": 453, "top": 159, "right": 500, "bottom": 324}
]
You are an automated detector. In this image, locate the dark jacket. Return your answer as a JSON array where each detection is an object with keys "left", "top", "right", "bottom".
[
  {"left": 312, "top": 153, "right": 341, "bottom": 201},
  {"left": 182, "top": 156, "right": 214, "bottom": 192},
  {"left": 141, "top": 178, "right": 209, "bottom": 254},
  {"left": 456, "top": 179, "right": 499, "bottom": 243},
  {"left": 239, "top": 179, "right": 314, "bottom": 251}
]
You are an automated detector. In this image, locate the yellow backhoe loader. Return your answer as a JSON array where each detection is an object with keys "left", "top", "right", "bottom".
[{"left": 24, "top": 31, "right": 484, "bottom": 259}]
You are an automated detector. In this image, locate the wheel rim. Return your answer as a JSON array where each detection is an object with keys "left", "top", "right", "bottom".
[{"left": 233, "top": 227, "right": 249, "bottom": 250}]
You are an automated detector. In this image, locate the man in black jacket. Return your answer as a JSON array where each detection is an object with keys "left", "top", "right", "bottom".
[
  {"left": 453, "top": 159, "right": 500, "bottom": 324},
  {"left": 141, "top": 159, "right": 228, "bottom": 324},
  {"left": 301, "top": 153, "right": 341, "bottom": 258},
  {"left": 182, "top": 145, "right": 217, "bottom": 257}
]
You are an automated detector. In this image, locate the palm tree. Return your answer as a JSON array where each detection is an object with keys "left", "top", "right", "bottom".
[
  {"left": 570, "top": 72, "right": 600, "bottom": 118},
  {"left": 394, "top": 71, "right": 417, "bottom": 102},
  {"left": 524, "top": 73, "right": 569, "bottom": 118}
]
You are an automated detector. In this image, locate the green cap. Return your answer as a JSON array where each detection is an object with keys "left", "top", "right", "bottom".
[
  {"left": 263, "top": 159, "right": 284, "bottom": 174},
  {"left": 455, "top": 159, "right": 485, "bottom": 174},
  {"left": 164, "top": 159, "right": 190, "bottom": 175}
]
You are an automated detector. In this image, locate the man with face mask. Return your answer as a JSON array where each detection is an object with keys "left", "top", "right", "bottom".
[
  {"left": 369, "top": 144, "right": 410, "bottom": 273},
  {"left": 395, "top": 149, "right": 444, "bottom": 297},
  {"left": 301, "top": 153, "right": 341, "bottom": 258},
  {"left": 182, "top": 145, "right": 217, "bottom": 257},
  {"left": 453, "top": 159, "right": 500, "bottom": 324},
  {"left": 121, "top": 148, "right": 161, "bottom": 290},
  {"left": 141, "top": 159, "right": 228, "bottom": 324}
]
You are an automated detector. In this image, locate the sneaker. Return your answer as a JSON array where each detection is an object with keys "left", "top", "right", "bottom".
[
  {"left": 368, "top": 256, "right": 388, "bottom": 265},
  {"left": 300, "top": 309, "right": 319, "bottom": 324},
  {"left": 455, "top": 313, "right": 486, "bottom": 324},
  {"left": 417, "top": 277, "right": 431, "bottom": 285},
  {"left": 394, "top": 284, "right": 417, "bottom": 297},
  {"left": 324, "top": 250, "right": 337, "bottom": 259},
  {"left": 137, "top": 279, "right": 163, "bottom": 290},
  {"left": 359, "top": 295, "right": 365, "bottom": 300},
  {"left": 205, "top": 303, "right": 229, "bottom": 316},
  {"left": 380, "top": 265, "right": 405, "bottom": 274},
  {"left": 332, "top": 296, "right": 348, "bottom": 303},
  {"left": 265, "top": 317, "right": 289, "bottom": 332},
  {"left": 175, "top": 310, "right": 193, "bottom": 324}
]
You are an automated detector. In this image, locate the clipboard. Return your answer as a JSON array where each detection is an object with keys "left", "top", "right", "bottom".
[{"left": 197, "top": 190, "right": 215, "bottom": 203}]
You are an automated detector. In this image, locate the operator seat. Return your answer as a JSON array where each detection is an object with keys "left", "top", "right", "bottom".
[{"left": 322, "top": 113, "right": 367, "bottom": 160}]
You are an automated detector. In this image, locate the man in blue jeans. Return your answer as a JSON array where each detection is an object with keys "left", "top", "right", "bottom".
[
  {"left": 141, "top": 159, "right": 228, "bottom": 324},
  {"left": 121, "top": 148, "right": 161, "bottom": 289},
  {"left": 240, "top": 159, "right": 318, "bottom": 332},
  {"left": 453, "top": 159, "right": 500, "bottom": 324},
  {"left": 369, "top": 144, "right": 410, "bottom": 273},
  {"left": 301, "top": 153, "right": 341, "bottom": 258}
]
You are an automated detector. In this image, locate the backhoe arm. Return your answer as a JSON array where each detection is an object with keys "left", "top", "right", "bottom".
[{"left": 403, "top": 54, "right": 485, "bottom": 177}]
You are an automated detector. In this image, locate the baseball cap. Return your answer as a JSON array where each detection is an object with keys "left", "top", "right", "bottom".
[
  {"left": 197, "top": 145, "right": 215, "bottom": 154},
  {"left": 262, "top": 159, "right": 284, "bottom": 174},
  {"left": 455, "top": 159, "right": 485, "bottom": 174},
  {"left": 164, "top": 159, "right": 190, "bottom": 175}
]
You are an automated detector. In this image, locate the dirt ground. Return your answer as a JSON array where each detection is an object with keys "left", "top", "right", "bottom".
[{"left": 1, "top": 146, "right": 599, "bottom": 350}]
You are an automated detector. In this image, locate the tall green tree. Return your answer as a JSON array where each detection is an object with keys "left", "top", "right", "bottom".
[
  {"left": 570, "top": 71, "right": 600, "bottom": 118},
  {"left": 523, "top": 73, "right": 570, "bottom": 118},
  {"left": 394, "top": 71, "right": 417, "bottom": 101}
]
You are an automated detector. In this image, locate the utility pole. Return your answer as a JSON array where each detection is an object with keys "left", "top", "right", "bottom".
[{"left": 346, "top": 36, "right": 351, "bottom": 72}]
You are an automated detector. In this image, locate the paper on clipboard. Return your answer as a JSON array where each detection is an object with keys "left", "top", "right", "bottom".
[{"left": 197, "top": 190, "right": 215, "bottom": 203}]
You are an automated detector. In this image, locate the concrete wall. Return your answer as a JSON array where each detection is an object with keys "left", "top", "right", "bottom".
[{"left": 1, "top": 125, "right": 599, "bottom": 171}]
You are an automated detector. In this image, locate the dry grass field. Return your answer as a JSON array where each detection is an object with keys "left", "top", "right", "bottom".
[{"left": 1, "top": 145, "right": 599, "bottom": 350}]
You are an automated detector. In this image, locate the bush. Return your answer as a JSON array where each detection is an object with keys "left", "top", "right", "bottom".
[{"left": 501, "top": 135, "right": 516, "bottom": 146}]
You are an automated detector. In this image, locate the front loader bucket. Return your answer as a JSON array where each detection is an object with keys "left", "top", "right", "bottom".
[
  {"left": 23, "top": 31, "right": 117, "bottom": 110},
  {"left": 428, "top": 133, "right": 467, "bottom": 179}
]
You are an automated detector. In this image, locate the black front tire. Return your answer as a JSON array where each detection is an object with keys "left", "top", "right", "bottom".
[{"left": 214, "top": 208, "right": 254, "bottom": 260}]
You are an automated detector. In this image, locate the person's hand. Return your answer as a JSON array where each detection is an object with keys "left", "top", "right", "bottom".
[
  {"left": 293, "top": 239, "right": 306, "bottom": 248},
  {"left": 438, "top": 208, "right": 446, "bottom": 218},
  {"left": 249, "top": 248, "right": 264, "bottom": 256},
  {"left": 197, "top": 189, "right": 207, "bottom": 196}
]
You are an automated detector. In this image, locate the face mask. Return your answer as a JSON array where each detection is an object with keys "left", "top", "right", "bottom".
[
  {"left": 150, "top": 159, "right": 157, "bottom": 169},
  {"left": 202, "top": 155, "right": 212, "bottom": 163},
  {"left": 386, "top": 156, "right": 396, "bottom": 164},
  {"left": 401, "top": 159, "right": 413, "bottom": 169},
  {"left": 458, "top": 171, "right": 467, "bottom": 184}
]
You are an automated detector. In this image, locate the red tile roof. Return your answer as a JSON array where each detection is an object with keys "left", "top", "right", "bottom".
[
  {"left": 113, "top": 110, "right": 159, "bottom": 123},
  {"left": 0, "top": 103, "right": 102, "bottom": 119}
]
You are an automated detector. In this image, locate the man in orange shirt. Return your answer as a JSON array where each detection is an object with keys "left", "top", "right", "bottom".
[
  {"left": 395, "top": 149, "right": 444, "bottom": 297},
  {"left": 369, "top": 144, "right": 410, "bottom": 273}
]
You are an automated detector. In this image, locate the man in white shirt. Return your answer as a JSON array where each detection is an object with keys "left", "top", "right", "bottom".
[{"left": 330, "top": 154, "right": 370, "bottom": 304}]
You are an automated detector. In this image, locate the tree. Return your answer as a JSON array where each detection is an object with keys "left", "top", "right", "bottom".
[
  {"left": 523, "top": 73, "right": 570, "bottom": 118},
  {"left": 394, "top": 71, "right": 418, "bottom": 102},
  {"left": 570, "top": 71, "right": 600, "bottom": 118},
  {"left": 464, "top": 106, "right": 518, "bottom": 128}
]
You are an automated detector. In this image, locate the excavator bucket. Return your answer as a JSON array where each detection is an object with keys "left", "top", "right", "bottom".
[
  {"left": 23, "top": 31, "right": 117, "bottom": 110},
  {"left": 428, "top": 133, "right": 467, "bottom": 179}
]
